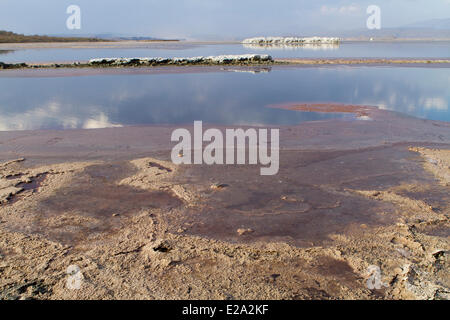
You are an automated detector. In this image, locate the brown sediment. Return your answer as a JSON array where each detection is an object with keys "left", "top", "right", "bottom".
[
  {"left": 0, "top": 106, "right": 449, "bottom": 300},
  {"left": 277, "top": 58, "right": 450, "bottom": 66},
  {"left": 268, "top": 102, "right": 375, "bottom": 117}
]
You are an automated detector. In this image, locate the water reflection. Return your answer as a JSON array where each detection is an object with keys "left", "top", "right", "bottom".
[
  {"left": 0, "top": 66, "right": 448, "bottom": 131},
  {"left": 220, "top": 66, "right": 272, "bottom": 74},
  {"left": 0, "top": 100, "right": 123, "bottom": 131}
]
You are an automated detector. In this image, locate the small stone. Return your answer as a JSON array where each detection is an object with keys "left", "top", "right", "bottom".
[
  {"left": 112, "top": 213, "right": 120, "bottom": 217},
  {"left": 237, "top": 228, "right": 253, "bottom": 236},
  {"left": 211, "top": 183, "right": 228, "bottom": 190},
  {"left": 394, "top": 267, "right": 403, "bottom": 274},
  {"left": 270, "top": 273, "right": 281, "bottom": 281}
]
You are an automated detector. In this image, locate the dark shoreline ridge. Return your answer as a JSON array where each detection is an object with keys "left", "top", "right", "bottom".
[
  {"left": 3, "top": 56, "right": 450, "bottom": 70},
  {"left": 0, "top": 30, "right": 107, "bottom": 43},
  {"left": 0, "top": 54, "right": 274, "bottom": 69}
]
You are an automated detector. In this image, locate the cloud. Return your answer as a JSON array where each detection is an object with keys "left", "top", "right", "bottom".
[
  {"left": 0, "top": 101, "right": 122, "bottom": 131},
  {"left": 82, "top": 113, "right": 123, "bottom": 129},
  {"left": 320, "top": 4, "right": 360, "bottom": 15}
]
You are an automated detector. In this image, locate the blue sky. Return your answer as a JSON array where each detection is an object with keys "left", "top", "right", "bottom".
[{"left": 1, "top": 0, "right": 449, "bottom": 39}]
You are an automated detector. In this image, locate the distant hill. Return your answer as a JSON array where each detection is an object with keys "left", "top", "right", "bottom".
[
  {"left": 335, "top": 28, "right": 450, "bottom": 40},
  {"left": 0, "top": 30, "right": 108, "bottom": 43},
  {"left": 92, "top": 34, "right": 178, "bottom": 41},
  {"left": 331, "top": 18, "right": 450, "bottom": 40},
  {"left": 46, "top": 33, "right": 179, "bottom": 41},
  {"left": 404, "top": 18, "right": 450, "bottom": 30}
]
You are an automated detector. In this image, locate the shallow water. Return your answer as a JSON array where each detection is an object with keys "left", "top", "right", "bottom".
[
  {"left": 0, "top": 42, "right": 449, "bottom": 63},
  {"left": 0, "top": 66, "right": 449, "bottom": 131},
  {"left": 34, "top": 162, "right": 182, "bottom": 244}
]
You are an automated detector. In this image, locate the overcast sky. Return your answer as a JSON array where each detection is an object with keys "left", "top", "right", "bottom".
[{"left": 1, "top": 0, "right": 449, "bottom": 39}]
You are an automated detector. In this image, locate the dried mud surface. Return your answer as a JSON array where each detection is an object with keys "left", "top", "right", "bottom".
[{"left": 0, "top": 106, "right": 448, "bottom": 300}]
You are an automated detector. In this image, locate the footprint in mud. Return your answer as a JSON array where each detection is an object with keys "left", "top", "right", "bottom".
[
  {"left": 46, "top": 137, "right": 63, "bottom": 145},
  {"left": 1, "top": 173, "right": 48, "bottom": 204},
  {"left": 16, "top": 174, "right": 48, "bottom": 192}
]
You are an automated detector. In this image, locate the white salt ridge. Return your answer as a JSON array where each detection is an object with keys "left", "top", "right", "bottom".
[
  {"left": 88, "top": 54, "right": 272, "bottom": 65},
  {"left": 243, "top": 43, "right": 339, "bottom": 51},
  {"left": 242, "top": 37, "right": 341, "bottom": 45}
]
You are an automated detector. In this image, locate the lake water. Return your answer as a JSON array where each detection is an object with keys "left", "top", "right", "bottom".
[
  {"left": 0, "top": 66, "right": 448, "bottom": 131},
  {"left": 0, "top": 42, "right": 449, "bottom": 63}
]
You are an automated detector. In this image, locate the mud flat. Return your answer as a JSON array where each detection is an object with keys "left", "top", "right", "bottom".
[
  {"left": 277, "top": 58, "right": 450, "bottom": 66},
  {"left": 0, "top": 104, "right": 449, "bottom": 300}
]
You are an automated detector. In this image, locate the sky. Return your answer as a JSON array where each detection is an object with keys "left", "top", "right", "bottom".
[{"left": 1, "top": 0, "right": 449, "bottom": 39}]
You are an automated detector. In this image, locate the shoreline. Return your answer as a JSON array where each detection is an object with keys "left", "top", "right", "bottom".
[
  {"left": 1, "top": 57, "right": 450, "bottom": 71},
  {"left": 1, "top": 38, "right": 450, "bottom": 49}
]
